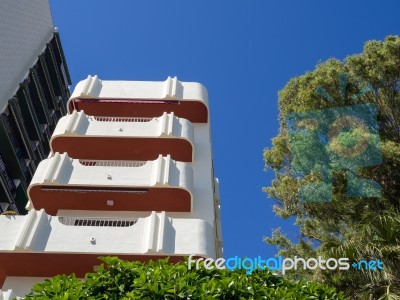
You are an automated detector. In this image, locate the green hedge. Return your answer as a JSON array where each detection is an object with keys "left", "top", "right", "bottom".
[{"left": 23, "top": 257, "right": 346, "bottom": 300}]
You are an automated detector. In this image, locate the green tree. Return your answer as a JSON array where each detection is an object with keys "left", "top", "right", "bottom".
[
  {"left": 23, "top": 257, "right": 344, "bottom": 299},
  {"left": 264, "top": 36, "right": 400, "bottom": 299}
]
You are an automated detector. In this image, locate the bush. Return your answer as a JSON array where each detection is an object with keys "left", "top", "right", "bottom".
[{"left": 23, "top": 257, "right": 346, "bottom": 299}]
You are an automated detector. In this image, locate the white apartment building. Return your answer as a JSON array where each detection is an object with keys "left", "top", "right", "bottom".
[{"left": 0, "top": 76, "right": 223, "bottom": 299}]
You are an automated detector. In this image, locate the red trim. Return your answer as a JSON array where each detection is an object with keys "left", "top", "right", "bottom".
[
  {"left": 51, "top": 137, "right": 193, "bottom": 162},
  {"left": 29, "top": 186, "right": 191, "bottom": 215},
  {"left": 75, "top": 99, "right": 179, "bottom": 104},
  {"left": 0, "top": 253, "right": 191, "bottom": 288},
  {"left": 68, "top": 98, "right": 208, "bottom": 123}
]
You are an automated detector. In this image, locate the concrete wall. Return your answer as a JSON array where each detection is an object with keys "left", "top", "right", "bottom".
[{"left": 0, "top": 0, "right": 53, "bottom": 113}]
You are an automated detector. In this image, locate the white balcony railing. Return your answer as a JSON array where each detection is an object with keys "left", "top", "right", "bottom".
[
  {"left": 0, "top": 209, "right": 215, "bottom": 257},
  {"left": 52, "top": 110, "right": 193, "bottom": 141},
  {"left": 27, "top": 153, "right": 194, "bottom": 213},
  {"left": 50, "top": 111, "right": 195, "bottom": 161},
  {"left": 29, "top": 153, "right": 192, "bottom": 189}
]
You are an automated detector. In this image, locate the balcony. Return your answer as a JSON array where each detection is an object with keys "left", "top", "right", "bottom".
[
  {"left": 50, "top": 110, "right": 194, "bottom": 162},
  {"left": 28, "top": 153, "right": 193, "bottom": 215},
  {"left": 67, "top": 76, "right": 209, "bottom": 123},
  {"left": 0, "top": 210, "right": 215, "bottom": 290},
  {"left": 0, "top": 115, "right": 31, "bottom": 190}
]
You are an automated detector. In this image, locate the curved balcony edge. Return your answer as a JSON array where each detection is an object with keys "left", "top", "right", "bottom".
[
  {"left": 50, "top": 111, "right": 194, "bottom": 162},
  {"left": 27, "top": 154, "right": 194, "bottom": 214}
]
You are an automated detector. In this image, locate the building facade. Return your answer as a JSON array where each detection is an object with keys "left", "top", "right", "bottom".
[
  {"left": 0, "top": 0, "right": 71, "bottom": 215},
  {"left": 0, "top": 76, "right": 223, "bottom": 298}
]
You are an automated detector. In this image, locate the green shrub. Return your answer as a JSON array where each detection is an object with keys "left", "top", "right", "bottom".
[{"left": 23, "top": 257, "right": 346, "bottom": 299}]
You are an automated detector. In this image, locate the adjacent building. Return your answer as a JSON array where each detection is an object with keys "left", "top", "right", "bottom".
[
  {"left": 0, "top": 76, "right": 223, "bottom": 298},
  {"left": 0, "top": 0, "right": 71, "bottom": 214}
]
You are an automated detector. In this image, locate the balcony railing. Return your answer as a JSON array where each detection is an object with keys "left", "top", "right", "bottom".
[
  {"left": 0, "top": 210, "right": 215, "bottom": 287},
  {"left": 0, "top": 115, "right": 30, "bottom": 182},
  {"left": 1, "top": 209, "right": 214, "bottom": 256},
  {"left": 58, "top": 216, "right": 137, "bottom": 227},
  {"left": 28, "top": 153, "right": 193, "bottom": 214},
  {"left": 51, "top": 111, "right": 194, "bottom": 162},
  {"left": 79, "top": 159, "right": 146, "bottom": 167},
  {"left": 67, "top": 76, "right": 209, "bottom": 123},
  {"left": 92, "top": 116, "right": 152, "bottom": 122},
  {"left": 0, "top": 154, "right": 16, "bottom": 195}
]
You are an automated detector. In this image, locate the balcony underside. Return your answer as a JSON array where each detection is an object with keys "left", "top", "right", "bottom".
[
  {"left": 29, "top": 186, "right": 191, "bottom": 215},
  {"left": 51, "top": 137, "right": 193, "bottom": 162},
  {"left": 68, "top": 99, "right": 208, "bottom": 123},
  {"left": 0, "top": 253, "right": 188, "bottom": 288}
]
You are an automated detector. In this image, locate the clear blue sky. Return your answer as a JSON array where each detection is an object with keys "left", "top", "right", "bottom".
[{"left": 50, "top": 0, "right": 400, "bottom": 259}]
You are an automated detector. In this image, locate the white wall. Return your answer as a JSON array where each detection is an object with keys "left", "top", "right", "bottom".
[
  {"left": 2, "top": 277, "right": 48, "bottom": 299},
  {"left": 51, "top": 111, "right": 194, "bottom": 145},
  {"left": 0, "top": 0, "right": 53, "bottom": 113},
  {"left": 69, "top": 76, "right": 208, "bottom": 105},
  {"left": 0, "top": 210, "right": 214, "bottom": 256}
]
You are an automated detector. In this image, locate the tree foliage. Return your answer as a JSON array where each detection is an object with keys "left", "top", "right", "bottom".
[
  {"left": 23, "top": 257, "right": 344, "bottom": 299},
  {"left": 264, "top": 35, "right": 400, "bottom": 299}
]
